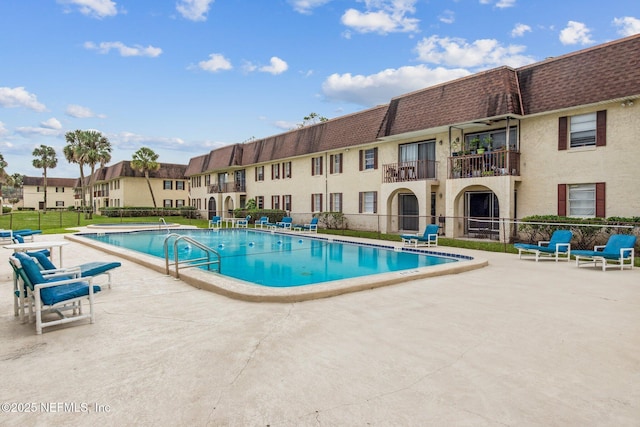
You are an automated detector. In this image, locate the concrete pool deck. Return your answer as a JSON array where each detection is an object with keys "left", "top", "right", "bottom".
[{"left": 1, "top": 232, "right": 639, "bottom": 426}]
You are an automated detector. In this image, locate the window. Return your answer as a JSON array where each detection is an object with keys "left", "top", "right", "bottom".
[
  {"left": 330, "top": 193, "right": 343, "bottom": 212},
  {"left": 163, "top": 199, "right": 173, "bottom": 208},
  {"left": 312, "top": 157, "right": 323, "bottom": 176},
  {"left": 272, "top": 164, "right": 280, "bottom": 180},
  {"left": 330, "top": 153, "right": 343, "bottom": 174},
  {"left": 283, "top": 194, "right": 292, "bottom": 211},
  {"left": 312, "top": 193, "right": 323, "bottom": 212},
  {"left": 55, "top": 201, "right": 64, "bottom": 207},
  {"left": 359, "top": 148, "right": 378, "bottom": 171},
  {"left": 283, "top": 162, "right": 292, "bottom": 178},
  {"left": 256, "top": 196, "right": 264, "bottom": 209},
  {"left": 163, "top": 180, "right": 173, "bottom": 190},
  {"left": 176, "top": 199, "right": 185, "bottom": 207},
  {"left": 204, "top": 175, "right": 211, "bottom": 186},
  {"left": 55, "top": 187, "right": 64, "bottom": 193},
  {"left": 255, "top": 166, "right": 264, "bottom": 181},
  {"left": 359, "top": 191, "right": 377, "bottom": 213},
  {"left": 559, "top": 111, "right": 606, "bottom": 150},
  {"left": 272, "top": 195, "right": 280, "bottom": 210},
  {"left": 558, "top": 183, "right": 605, "bottom": 218},
  {"left": 176, "top": 181, "right": 185, "bottom": 190},
  {"left": 192, "top": 176, "right": 201, "bottom": 188}
]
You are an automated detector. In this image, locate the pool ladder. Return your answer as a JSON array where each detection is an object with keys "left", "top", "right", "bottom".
[{"left": 163, "top": 233, "right": 221, "bottom": 278}]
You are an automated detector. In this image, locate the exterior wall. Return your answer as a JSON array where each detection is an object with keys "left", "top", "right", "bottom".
[
  {"left": 517, "top": 101, "right": 639, "bottom": 218},
  {"left": 95, "top": 177, "right": 189, "bottom": 212},
  {"left": 22, "top": 184, "right": 77, "bottom": 210}
]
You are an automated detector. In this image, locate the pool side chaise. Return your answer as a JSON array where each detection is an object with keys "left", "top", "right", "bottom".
[
  {"left": 572, "top": 234, "right": 636, "bottom": 271},
  {"left": 514, "top": 230, "right": 573, "bottom": 262}
]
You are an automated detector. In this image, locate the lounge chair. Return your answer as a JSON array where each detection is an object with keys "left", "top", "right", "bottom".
[
  {"left": 26, "top": 250, "right": 121, "bottom": 289},
  {"left": 236, "top": 215, "right": 251, "bottom": 228},
  {"left": 255, "top": 216, "right": 270, "bottom": 228},
  {"left": 572, "top": 234, "right": 636, "bottom": 271},
  {"left": 1, "top": 228, "right": 42, "bottom": 242},
  {"left": 10, "top": 252, "right": 101, "bottom": 334},
  {"left": 401, "top": 224, "right": 439, "bottom": 247},
  {"left": 293, "top": 217, "right": 318, "bottom": 233},
  {"left": 208, "top": 216, "right": 222, "bottom": 229},
  {"left": 514, "top": 230, "right": 573, "bottom": 262},
  {"left": 276, "top": 217, "right": 293, "bottom": 230}
]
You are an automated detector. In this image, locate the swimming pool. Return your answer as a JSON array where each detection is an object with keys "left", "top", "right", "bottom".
[{"left": 80, "top": 229, "right": 459, "bottom": 287}]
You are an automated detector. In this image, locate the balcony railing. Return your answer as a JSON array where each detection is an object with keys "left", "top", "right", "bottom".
[
  {"left": 383, "top": 160, "right": 438, "bottom": 183},
  {"left": 208, "top": 181, "right": 246, "bottom": 193},
  {"left": 448, "top": 149, "right": 520, "bottom": 179}
]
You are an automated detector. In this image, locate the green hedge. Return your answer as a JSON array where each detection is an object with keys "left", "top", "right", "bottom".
[
  {"left": 232, "top": 209, "right": 287, "bottom": 223},
  {"left": 101, "top": 206, "right": 200, "bottom": 219}
]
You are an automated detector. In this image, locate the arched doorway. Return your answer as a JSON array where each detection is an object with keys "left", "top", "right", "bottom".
[
  {"left": 207, "top": 197, "right": 217, "bottom": 220},
  {"left": 464, "top": 190, "right": 499, "bottom": 238},
  {"left": 398, "top": 193, "right": 419, "bottom": 232}
]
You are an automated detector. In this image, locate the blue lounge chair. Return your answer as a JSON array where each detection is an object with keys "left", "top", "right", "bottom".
[
  {"left": 208, "top": 216, "right": 222, "bottom": 229},
  {"left": 514, "top": 230, "right": 573, "bottom": 262},
  {"left": 236, "top": 215, "right": 251, "bottom": 228},
  {"left": 401, "top": 224, "right": 439, "bottom": 247},
  {"left": 26, "top": 250, "right": 121, "bottom": 289},
  {"left": 1, "top": 228, "right": 42, "bottom": 242},
  {"left": 10, "top": 252, "right": 101, "bottom": 334},
  {"left": 276, "top": 217, "right": 293, "bottom": 230},
  {"left": 572, "top": 234, "right": 636, "bottom": 271},
  {"left": 255, "top": 216, "right": 271, "bottom": 228},
  {"left": 293, "top": 217, "right": 318, "bottom": 233}
]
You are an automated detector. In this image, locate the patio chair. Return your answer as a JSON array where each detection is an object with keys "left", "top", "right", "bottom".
[
  {"left": 10, "top": 252, "right": 101, "bottom": 334},
  {"left": 26, "top": 250, "right": 121, "bottom": 289},
  {"left": 11, "top": 229, "right": 43, "bottom": 242},
  {"left": 293, "top": 217, "right": 318, "bottom": 233},
  {"left": 237, "top": 215, "right": 251, "bottom": 228},
  {"left": 276, "top": 217, "right": 293, "bottom": 230},
  {"left": 514, "top": 230, "right": 573, "bottom": 262},
  {"left": 401, "top": 224, "right": 439, "bottom": 247},
  {"left": 208, "top": 216, "right": 222, "bottom": 229},
  {"left": 572, "top": 234, "right": 636, "bottom": 271},
  {"left": 255, "top": 216, "right": 271, "bottom": 228}
]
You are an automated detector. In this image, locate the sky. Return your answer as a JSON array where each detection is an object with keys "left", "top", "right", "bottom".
[{"left": 1, "top": 0, "right": 639, "bottom": 178}]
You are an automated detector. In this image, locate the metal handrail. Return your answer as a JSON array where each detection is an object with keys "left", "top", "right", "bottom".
[{"left": 163, "top": 233, "right": 221, "bottom": 278}]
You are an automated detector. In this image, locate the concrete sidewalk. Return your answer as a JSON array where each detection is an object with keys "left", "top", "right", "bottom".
[{"left": 1, "top": 234, "right": 638, "bottom": 426}]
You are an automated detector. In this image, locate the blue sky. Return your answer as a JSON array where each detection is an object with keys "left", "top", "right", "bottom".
[{"left": 1, "top": 0, "right": 639, "bottom": 177}]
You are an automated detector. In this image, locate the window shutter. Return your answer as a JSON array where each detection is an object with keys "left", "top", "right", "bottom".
[
  {"left": 338, "top": 153, "right": 343, "bottom": 173},
  {"left": 373, "top": 192, "right": 378, "bottom": 213},
  {"left": 329, "top": 194, "right": 334, "bottom": 211},
  {"left": 311, "top": 195, "right": 314, "bottom": 212},
  {"left": 254, "top": 168, "right": 258, "bottom": 181},
  {"left": 311, "top": 158, "right": 315, "bottom": 176},
  {"left": 359, "top": 150, "right": 363, "bottom": 171},
  {"left": 358, "top": 192, "right": 363, "bottom": 213},
  {"left": 289, "top": 163, "right": 292, "bottom": 179},
  {"left": 320, "top": 156, "right": 323, "bottom": 175},
  {"left": 320, "top": 194, "right": 323, "bottom": 212},
  {"left": 595, "top": 182, "right": 606, "bottom": 218},
  {"left": 329, "top": 155, "right": 334, "bottom": 174},
  {"left": 373, "top": 147, "right": 378, "bottom": 169},
  {"left": 596, "top": 110, "right": 607, "bottom": 147},
  {"left": 557, "top": 184, "right": 567, "bottom": 216},
  {"left": 558, "top": 117, "right": 567, "bottom": 150}
]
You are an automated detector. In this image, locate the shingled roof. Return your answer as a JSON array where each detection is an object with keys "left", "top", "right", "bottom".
[
  {"left": 517, "top": 33, "right": 640, "bottom": 115},
  {"left": 95, "top": 161, "right": 187, "bottom": 181},
  {"left": 22, "top": 176, "right": 78, "bottom": 187}
]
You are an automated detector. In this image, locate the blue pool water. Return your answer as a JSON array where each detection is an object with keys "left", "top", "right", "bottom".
[{"left": 82, "top": 229, "right": 458, "bottom": 287}]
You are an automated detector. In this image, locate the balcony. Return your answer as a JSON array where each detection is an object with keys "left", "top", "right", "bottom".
[
  {"left": 208, "top": 181, "right": 246, "bottom": 193},
  {"left": 448, "top": 149, "right": 520, "bottom": 179},
  {"left": 383, "top": 160, "right": 438, "bottom": 183}
]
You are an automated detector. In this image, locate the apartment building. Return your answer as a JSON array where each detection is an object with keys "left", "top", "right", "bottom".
[
  {"left": 21, "top": 176, "right": 78, "bottom": 210},
  {"left": 185, "top": 34, "right": 640, "bottom": 239}
]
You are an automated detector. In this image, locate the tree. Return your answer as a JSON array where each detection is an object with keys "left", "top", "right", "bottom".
[
  {"left": 131, "top": 147, "right": 161, "bottom": 208},
  {"left": 83, "top": 130, "right": 112, "bottom": 219},
  {"left": 0, "top": 153, "right": 7, "bottom": 197},
  {"left": 298, "top": 112, "right": 328, "bottom": 128},
  {"left": 64, "top": 129, "right": 88, "bottom": 211},
  {"left": 32, "top": 145, "right": 58, "bottom": 213}
]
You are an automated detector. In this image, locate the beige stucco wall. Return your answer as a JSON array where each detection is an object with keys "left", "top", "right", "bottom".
[
  {"left": 22, "top": 185, "right": 77, "bottom": 210},
  {"left": 94, "top": 177, "right": 189, "bottom": 211}
]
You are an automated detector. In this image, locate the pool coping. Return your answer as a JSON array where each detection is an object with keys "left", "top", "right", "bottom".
[{"left": 66, "top": 229, "right": 488, "bottom": 302}]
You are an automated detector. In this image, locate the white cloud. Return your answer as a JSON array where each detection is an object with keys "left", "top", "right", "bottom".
[
  {"left": 198, "top": 53, "right": 233, "bottom": 72},
  {"left": 322, "top": 64, "right": 470, "bottom": 106},
  {"left": 496, "top": 0, "right": 516, "bottom": 8},
  {"left": 274, "top": 120, "right": 298, "bottom": 131},
  {"left": 613, "top": 16, "right": 640, "bottom": 37},
  {"left": 0, "top": 122, "right": 8, "bottom": 137},
  {"left": 559, "top": 21, "right": 594, "bottom": 45},
  {"left": 0, "top": 87, "right": 47, "bottom": 112},
  {"left": 176, "top": 0, "right": 214, "bottom": 22},
  {"left": 288, "top": 0, "right": 332, "bottom": 14},
  {"left": 66, "top": 104, "right": 106, "bottom": 119},
  {"left": 15, "top": 126, "right": 64, "bottom": 137},
  {"left": 511, "top": 23, "right": 531, "bottom": 37},
  {"left": 84, "top": 41, "right": 162, "bottom": 57},
  {"left": 113, "top": 131, "right": 186, "bottom": 151},
  {"left": 259, "top": 57, "right": 289, "bottom": 75},
  {"left": 57, "top": 0, "right": 118, "bottom": 18},
  {"left": 415, "top": 35, "right": 535, "bottom": 69},
  {"left": 41, "top": 118, "right": 62, "bottom": 130},
  {"left": 341, "top": 0, "right": 419, "bottom": 34},
  {"left": 439, "top": 10, "right": 455, "bottom": 24}
]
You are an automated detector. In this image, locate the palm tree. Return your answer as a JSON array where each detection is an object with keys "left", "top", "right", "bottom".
[
  {"left": 32, "top": 145, "right": 58, "bottom": 214},
  {"left": 131, "top": 147, "right": 161, "bottom": 208},
  {"left": 64, "top": 130, "right": 88, "bottom": 211},
  {"left": 83, "top": 130, "right": 112, "bottom": 219}
]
